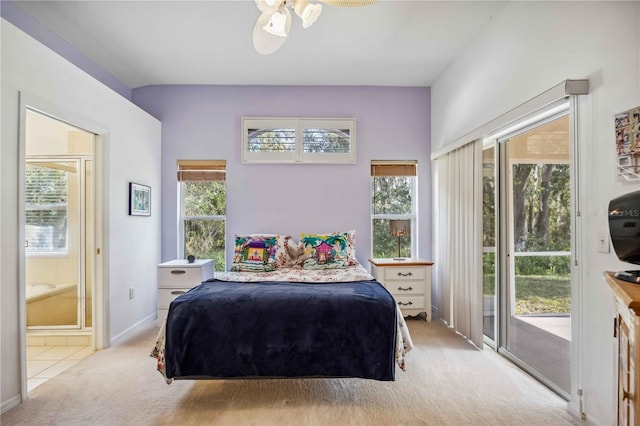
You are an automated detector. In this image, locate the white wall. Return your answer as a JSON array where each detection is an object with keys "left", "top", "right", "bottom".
[
  {"left": 431, "top": 2, "right": 640, "bottom": 424},
  {"left": 1, "top": 20, "right": 161, "bottom": 412}
]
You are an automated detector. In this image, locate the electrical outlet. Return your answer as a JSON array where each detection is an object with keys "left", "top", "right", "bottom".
[
  {"left": 598, "top": 232, "right": 610, "bottom": 253},
  {"left": 129, "top": 287, "right": 135, "bottom": 299}
]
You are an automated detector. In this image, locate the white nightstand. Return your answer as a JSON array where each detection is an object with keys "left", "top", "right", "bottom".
[
  {"left": 157, "top": 259, "right": 214, "bottom": 326},
  {"left": 369, "top": 258, "right": 433, "bottom": 322}
]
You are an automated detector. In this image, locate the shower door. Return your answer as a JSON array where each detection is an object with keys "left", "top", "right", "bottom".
[
  {"left": 24, "top": 109, "right": 95, "bottom": 331},
  {"left": 25, "top": 160, "right": 92, "bottom": 329}
]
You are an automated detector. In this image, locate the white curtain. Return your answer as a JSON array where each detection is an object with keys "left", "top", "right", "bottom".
[{"left": 433, "top": 140, "right": 483, "bottom": 348}]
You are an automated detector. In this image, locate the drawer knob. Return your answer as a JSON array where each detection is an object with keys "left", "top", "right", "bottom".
[
  {"left": 171, "top": 290, "right": 186, "bottom": 295},
  {"left": 398, "top": 286, "right": 413, "bottom": 291},
  {"left": 397, "top": 272, "right": 413, "bottom": 277},
  {"left": 170, "top": 270, "right": 187, "bottom": 275},
  {"left": 398, "top": 301, "right": 413, "bottom": 306}
]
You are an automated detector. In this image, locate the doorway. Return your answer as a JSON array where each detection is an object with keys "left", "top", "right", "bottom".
[
  {"left": 483, "top": 109, "right": 572, "bottom": 398},
  {"left": 23, "top": 109, "right": 96, "bottom": 391}
]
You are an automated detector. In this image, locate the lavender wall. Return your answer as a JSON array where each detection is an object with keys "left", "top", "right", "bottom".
[{"left": 132, "top": 85, "right": 431, "bottom": 269}]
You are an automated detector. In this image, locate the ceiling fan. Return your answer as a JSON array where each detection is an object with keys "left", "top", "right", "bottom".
[{"left": 252, "top": 0, "right": 379, "bottom": 55}]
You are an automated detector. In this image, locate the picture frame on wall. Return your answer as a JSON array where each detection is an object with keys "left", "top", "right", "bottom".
[
  {"left": 614, "top": 106, "right": 640, "bottom": 181},
  {"left": 129, "top": 182, "right": 151, "bottom": 216}
]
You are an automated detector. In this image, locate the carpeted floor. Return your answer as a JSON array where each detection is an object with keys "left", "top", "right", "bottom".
[{"left": 2, "top": 318, "right": 580, "bottom": 425}]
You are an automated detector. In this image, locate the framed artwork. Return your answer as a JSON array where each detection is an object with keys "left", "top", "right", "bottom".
[
  {"left": 129, "top": 182, "right": 151, "bottom": 216},
  {"left": 614, "top": 106, "right": 640, "bottom": 181}
]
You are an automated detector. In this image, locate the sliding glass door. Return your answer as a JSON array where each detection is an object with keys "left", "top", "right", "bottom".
[
  {"left": 483, "top": 146, "right": 497, "bottom": 343},
  {"left": 484, "top": 111, "right": 572, "bottom": 398}
]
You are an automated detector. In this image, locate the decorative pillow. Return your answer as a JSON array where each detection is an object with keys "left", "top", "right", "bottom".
[
  {"left": 284, "top": 237, "right": 304, "bottom": 266},
  {"left": 300, "top": 233, "right": 349, "bottom": 270},
  {"left": 231, "top": 235, "right": 277, "bottom": 272},
  {"left": 343, "top": 229, "right": 357, "bottom": 266},
  {"left": 231, "top": 234, "right": 301, "bottom": 270}
]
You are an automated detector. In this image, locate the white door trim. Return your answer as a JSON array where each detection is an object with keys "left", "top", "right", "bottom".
[{"left": 18, "top": 91, "right": 109, "bottom": 401}]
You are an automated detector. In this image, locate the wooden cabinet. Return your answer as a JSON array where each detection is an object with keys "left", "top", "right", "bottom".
[
  {"left": 157, "top": 259, "right": 214, "bottom": 326},
  {"left": 605, "top": 271, "right": 640, "bottom": 426},
  {"left": 369, "top": 258, "right": 433, "bottom": 321}
]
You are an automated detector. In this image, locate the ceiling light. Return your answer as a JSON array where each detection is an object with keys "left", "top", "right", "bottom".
[
  {"left": 263, "top": 9, "right": 289, "bottom": 37},
  {"left": 256, "top": 0, "right": 283, "bottom": 15},
  {"left": 294, "top": 0, "right": 322, "bottom": 29},
  {"left": 252, "top": 0, "right": 379, "bottom": 55},
  {"left": 253, "top": 8, "right": 292, "bottom": 55}
]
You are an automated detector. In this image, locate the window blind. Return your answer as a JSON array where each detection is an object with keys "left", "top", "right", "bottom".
[
  {"left": 370, "top": 160, "right": 417, "bottom": 177},
  {"left": 25, "top": 163, "right": 70, "bottom": 252},
  {"left": 177, "top": 160, "right": 226, "bottom": 182}
]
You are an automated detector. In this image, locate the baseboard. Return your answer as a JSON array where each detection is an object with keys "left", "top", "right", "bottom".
[
  {"left": 110, "top": 313, "right": 156, "bottom": 346},
  {"left": 1, "top": 393, "right": 22, "bottom": 415}
]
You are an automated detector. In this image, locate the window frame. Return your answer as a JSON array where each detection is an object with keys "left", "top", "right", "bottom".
[
  {"left": 177, "top": 160, "right": 227, "bottom": 271},
  {"left": 242, "top": 117, "right": 356, "bottom": 164},
  {"left": 25, "top": 159, "right": 77, "bottom": 257},
  {"left": 370, "top": 160, "right": 418, "bottom": 258}
]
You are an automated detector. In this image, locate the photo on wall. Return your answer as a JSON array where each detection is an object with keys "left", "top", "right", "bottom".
[
  {"left": 614, "top": 106, "right": 640, "bottom": 181},
  {"left": 129, "top": 182, "right": 151, "bottom": 216}
]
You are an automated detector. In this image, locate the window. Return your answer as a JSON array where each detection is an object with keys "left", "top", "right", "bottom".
[
  {"left": 370, "top": 160, "right": 417, "bottom": 258},
  {"left": 242, "top": 118, "right": 355, "bottom": 163},
  {"left": 178, "top": 160, "right": 226, "bottom": 272},
  {"left": 25, "top": 161, "right": 73, "bottom": 254}
]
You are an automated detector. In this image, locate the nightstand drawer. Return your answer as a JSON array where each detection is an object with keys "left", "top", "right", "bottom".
[
  {"left": 394, "top": 295, "right": 425, "bottom": 310},
  {"left": 158, "top": 259, "right": 214, "bottom": 288},
  {"left": 388, "top": 282, "right": 423, "bottom": 295},
  {"left": 369, "top": 258, "right": 433, "bottom": 322},
  {"left": 158, "top": 288, "right": 190, "bottom": 308},
  {"left": 384, "top": 266, "right": 425, "bottom": 281}
]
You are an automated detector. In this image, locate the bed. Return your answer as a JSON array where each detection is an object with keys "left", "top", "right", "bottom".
[{"left": 151, "top": 232, "right": 414, "bottom": 383}]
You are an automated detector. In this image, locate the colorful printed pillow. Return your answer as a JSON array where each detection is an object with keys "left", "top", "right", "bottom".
[
  {"left": 231, "top": 235, "right": 277, "bottom": 272},
  {"left": 343, "top": 229, "right": 357, "bottom": 266},
  {"left": 300, "top": 233, "right": 349, "bottom": 270}
]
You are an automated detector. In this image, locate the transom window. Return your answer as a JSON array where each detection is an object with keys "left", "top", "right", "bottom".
[{"left": 242, "top": 118, "right": 356, "bottom": 163}]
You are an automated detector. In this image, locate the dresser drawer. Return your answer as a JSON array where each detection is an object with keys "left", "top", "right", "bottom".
[
  {"left": 394, "top": 295, "right": 425, "bottom": 310},
  {"left": 388, "top": 281, "right": 423, "bottom": 295},
  {"left": 158, "top": 288, "right": 191, "bottom": 308},
  {"left": 384, "top": 266, "right": 425, "bottom": 281}
]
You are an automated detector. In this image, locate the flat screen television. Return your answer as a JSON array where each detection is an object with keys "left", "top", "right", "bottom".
[{"left": 608, "top": 189, "right": 640, "bottom": 284}]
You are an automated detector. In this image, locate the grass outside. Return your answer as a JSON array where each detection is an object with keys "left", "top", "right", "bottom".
[{"left": 483, "top": 274, "right": 571, "bottom": 315}]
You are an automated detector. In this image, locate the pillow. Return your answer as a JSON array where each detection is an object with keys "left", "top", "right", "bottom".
[
  {"left": 300, "top": 233, "right": 349, "bottom": 270},
  {"left": 299, "top": 230, "right": 357, "bottom": 266},
  {"left": 230, "top": 235, "right": 277, "bottom": 272},
  {"left": 284, "top": 236, "right": 304, "bottom": 266},
  {"left": 231, "top": 234, "right": 301, "bottom": 270},
  {"left": 343, "top": 229, "right": 357, "bottom": 266}
]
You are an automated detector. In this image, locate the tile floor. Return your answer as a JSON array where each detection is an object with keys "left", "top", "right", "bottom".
[{"left": 26, "top": 335, "right": 94, "bottom": 392}]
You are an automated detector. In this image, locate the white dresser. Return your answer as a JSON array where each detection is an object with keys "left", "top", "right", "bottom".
[
  {"left": 157, "top": 259, "right": 214, "bottom": 326},
  {"left": 369, "top": 258, "right": 433, "bottom": 322}
]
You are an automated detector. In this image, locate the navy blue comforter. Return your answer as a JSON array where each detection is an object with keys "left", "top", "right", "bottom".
[{"left": 164, "top": 279, "right": 397, "bottom": 381}]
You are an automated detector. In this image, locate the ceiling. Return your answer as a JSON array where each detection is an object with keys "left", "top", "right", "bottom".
[{"left": 13, "top": 0, "right": 508, "bottom": 89}]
